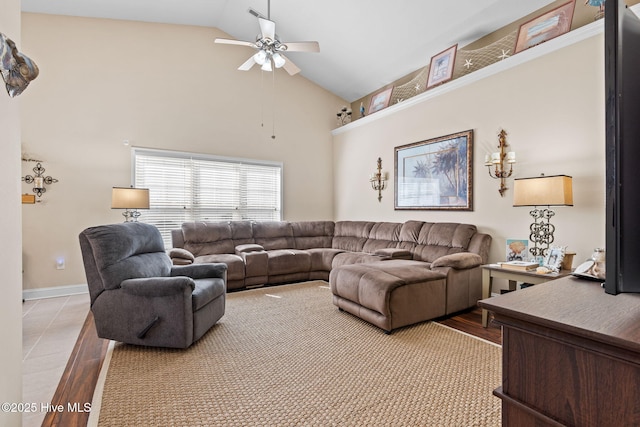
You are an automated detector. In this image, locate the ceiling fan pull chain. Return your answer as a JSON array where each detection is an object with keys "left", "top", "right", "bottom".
[
  {"left": 261, "top": 71, "right": 264, "bottom": 128},
  {"left": 271, "top": 67, "right": 276, "bottom": 139}
]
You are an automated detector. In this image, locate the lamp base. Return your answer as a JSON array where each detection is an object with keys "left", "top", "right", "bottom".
[
  {"left": 529, "top": 207, "right": 555, "bottom": 258},
  {"left": 122, "top": 209, "right": 141, "bottom": 222}
]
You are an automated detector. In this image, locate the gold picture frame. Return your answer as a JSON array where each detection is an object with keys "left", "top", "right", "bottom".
[
  {"left": 367, "top": 87, "right": 394, "bottom": 115},
  {"left": 515, "top": 1, "right": 576, "bottom": 54},
  {"left": 395, "top": 129, "right": 473, "bottom": 210}
]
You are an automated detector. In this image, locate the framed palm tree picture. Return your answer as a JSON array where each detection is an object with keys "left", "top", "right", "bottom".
[{"left": 394, "top": 129, "right": 473, "bottom": 210}]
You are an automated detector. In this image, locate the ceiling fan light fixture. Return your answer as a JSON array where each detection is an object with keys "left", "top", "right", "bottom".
[
  {"left": 261, "top": 60, "right": 273, "bottom": 72},
  {"left": 253, "top": 50, "right": 268, "bottom": 65},
  {"left": 272, "top": 53, "right": 285, "bottom": 68}
]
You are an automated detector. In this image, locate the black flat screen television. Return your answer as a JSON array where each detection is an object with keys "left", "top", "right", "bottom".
[{"left": 604, "top": 0, "right": 640, "bottom": 294}]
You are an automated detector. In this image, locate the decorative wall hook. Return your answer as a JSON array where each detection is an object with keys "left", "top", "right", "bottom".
[
  {"left": 22, "top": 162, "right": 58, "bottom": 197},
  {"left": 484, "top": 129, "right": 515, "bottom": 196},
  {"left": 369, "top": 157, "right": 388, "bottom": 202}
]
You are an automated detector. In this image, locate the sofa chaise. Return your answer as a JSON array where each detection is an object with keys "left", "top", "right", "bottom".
[{"left": 170, "top": 220, "right": 491, "bottom": 332}]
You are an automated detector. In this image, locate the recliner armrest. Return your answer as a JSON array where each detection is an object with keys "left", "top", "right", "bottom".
[
  {"left": 375, "top": 248, "right": 412, "bottom": 259},
  {"left": 170, "top": 263, "right": 228, "bottom": 280},
  {"left": 168, "top": 248, "right": 195, "bottom": 265},
  {"left": 235, "top": 244, "right": 265, "bottom": 254},
  {"left": 121, "top": 277, "right": 195, "bottom": 297},
  {"left": 431, "top": 252, "right": 482, "bottom": 270}
]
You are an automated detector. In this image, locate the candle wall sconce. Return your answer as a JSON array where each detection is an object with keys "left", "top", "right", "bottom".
[
  {"left": 336, "top": 106, "right": 352, "bottom": 126},
  {"left": 484, "top": 129, "right": 515, "bottom": 197},
  {"left": 369, "top": 157, "right": 388, "bottom": 202},
  {"left": 22, "top": 162, "right": 58, "bottom": 197}
]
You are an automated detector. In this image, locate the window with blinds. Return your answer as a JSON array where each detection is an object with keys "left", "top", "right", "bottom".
[{"left": 133, "top": 148, "right": 282, "bottom": 248}]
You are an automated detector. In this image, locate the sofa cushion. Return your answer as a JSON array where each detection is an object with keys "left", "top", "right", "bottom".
[
  {"left": 182, "top": 222, "right": 235, "bottom": 256},
  {"left": 333, "top": 221, "right": 375, "bottom": 252},
  {"left": 82, "top": 222, "right": 172, "bottom": 291},
  {"left": 191, "top": 277, "right": 226, "bottom": 311},
  {"left": 332, "top": 252, "right": 384, "bottom": 269},
  {"left": 422, "top": 223, "right": 477, "bottom": 249},
  {"left": 235, "top": 244, "right": 264, "bottom": 254},
  {"left": 330, "top": 261, "right": 445, "bottom": 315},
  {"left": 374, "top": 248, "right": 412, "bottom": 259},
  {"left": 169, "top": 248, "right": 195, "bottom": 262},
  {"left": 292, "top": 221, "right": 334, "bottom": 249},
  {"left": 253, "top": 221, "right": 295, "bottom": 250},
  {"left": 195, "top": 253, "right": 244, "bottom": 281},
  {"left": 431, "top": 252, "right": 483, "bottom": 269},
  {"left": 413, "top": 245, "right": 463, "bottom": 263},
  {"left": 267, "top": 249, "right": 311, "bottom": 275},
  {"left": 307, "top": 248, "right": 344, "bottom": 272},
  {"left": 399, "top": 220, "right": 425, "bottom": 243}
]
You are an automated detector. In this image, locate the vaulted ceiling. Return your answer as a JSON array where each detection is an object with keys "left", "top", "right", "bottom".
[{"left": 21, "top": 0, "right": 556, "bottom": 102}]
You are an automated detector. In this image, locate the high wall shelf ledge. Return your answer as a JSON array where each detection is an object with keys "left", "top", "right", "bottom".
[{"left": 330, "top": 8, "right": 632, "bottom": 136}]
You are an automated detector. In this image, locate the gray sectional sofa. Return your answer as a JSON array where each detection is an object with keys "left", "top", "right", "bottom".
[{"left": 170, "top": 220, "right": 491, "bottom": 332}]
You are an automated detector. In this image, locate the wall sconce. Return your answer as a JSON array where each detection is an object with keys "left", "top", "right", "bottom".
[
  {"left": 22, "top": 162, "right": 58, "bottom": 197},
  {"left": 336, "top": 106, "right": 352, "bottom": 126},
  {"left": 369, "top": 157, "right": 388, "bottom": 202},
  {"left": 111, "top": 187, "right": 150, "bottom": 222},
  {"left": 484, "top": 129, "right": 515, "bottom": 197},
  {"left": 513, "top": 174, "right": 573, "bottom": 260}
]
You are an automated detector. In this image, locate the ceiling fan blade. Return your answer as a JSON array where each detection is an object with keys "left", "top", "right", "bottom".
[
  {"left": 280, "top": 55, "right": 301, "bottom": 76},
  {"left": 238, "top": 56, "right": 257, "bottom": 71},
  {"left": 258, "top": 18, "right": 276, "bottom": 41},
  {"left": 282, "top": 41, "right": 320, "bottom": 53},
  {"left": 214, "top": 38, "right": 257, "bottom": 48}
]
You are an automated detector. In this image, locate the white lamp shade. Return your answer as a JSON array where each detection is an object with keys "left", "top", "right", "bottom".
[
  {"left": 513, "top": 175, "right": 573, "bottom": 207},
  {"left": 272, "top": 53, "right": 285, "bottom": 68},
  {"left": 111, "top": 187, "right": 150, "bottom": 209},
  {"left": 253, "top": 50, "right": 267, "bottom": 65},
  {"left": 261, "top": 60, "right": 273, "bottom": 72}
]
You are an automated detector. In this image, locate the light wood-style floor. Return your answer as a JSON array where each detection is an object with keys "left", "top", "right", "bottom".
[
  {"left": 25, "top": 292, "right": 501, "bottom": 427},
  {"left": 22, "top": 294, "right": 91, "bottom": 427}
]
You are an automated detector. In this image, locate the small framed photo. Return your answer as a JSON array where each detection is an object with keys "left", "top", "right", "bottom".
[
  {"left": 368, "top": 87, "right": 393, "bottom": 114},
  {"left": 506, "top": 239, "right": 529, "bottom": 262},
  {"left": 515, "top": 1, "right": 576, "bottom": 54},
  {"left": 427, "top": 44, "right": 457, "bottom": 89},
  {"left": 543, "top": 245, "right": 566, "bottom": 273}
]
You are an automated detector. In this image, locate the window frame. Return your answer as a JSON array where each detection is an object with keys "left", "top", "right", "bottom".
[{"left": 131, "top": 147, "right": 283, "bottom": 248}]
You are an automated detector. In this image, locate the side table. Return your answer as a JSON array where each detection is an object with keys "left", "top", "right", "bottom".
[{"left": 481, "top": 264, "right": 572, "bottom": 327}]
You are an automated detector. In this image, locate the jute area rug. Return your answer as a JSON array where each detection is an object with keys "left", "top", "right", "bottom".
[{"left": 92, "top": 281, "right": 501, "bottom": 426}]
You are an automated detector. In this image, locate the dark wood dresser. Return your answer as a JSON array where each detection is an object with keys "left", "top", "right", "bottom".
[{"left": 479, "top": 276, "right": 640, "bottom": 426}]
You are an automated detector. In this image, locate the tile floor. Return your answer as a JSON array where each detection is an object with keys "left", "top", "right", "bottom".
[{"left": 22, "top": 293, "right": 90, "bottom": 427}]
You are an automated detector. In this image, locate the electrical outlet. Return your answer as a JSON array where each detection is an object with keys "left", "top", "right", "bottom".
[{"left": 56, "top": 258, "right": 65, "bottom": 270}]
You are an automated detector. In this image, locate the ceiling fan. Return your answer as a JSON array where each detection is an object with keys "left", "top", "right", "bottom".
[{"left": 214, "top": 0, "right": 319, "bottom": 76}]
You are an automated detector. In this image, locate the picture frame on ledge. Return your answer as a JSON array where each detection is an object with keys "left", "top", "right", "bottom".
[
  {"left": 426, "top": 44, "right": 457, "bottom": 89},
  {"left": 368, "top": 87, "right": 394, "bottom": 115},
  {"left": 394, "top": 129, "right": 473, "bottom": 210},
  {"left": 514, "top": 0, "right": 576, "bottom": 54},
  {"left": 543, "top": 245, "right": 567, "bottom": 273}
]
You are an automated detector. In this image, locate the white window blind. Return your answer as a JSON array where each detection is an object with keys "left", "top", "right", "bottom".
[{"left": 133, "top": 148, "right": 282, "bottom": 248}]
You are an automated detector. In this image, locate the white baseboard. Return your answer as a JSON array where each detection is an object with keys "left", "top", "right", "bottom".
[{"left": 23, "top": 284, "right": 89, "bottom": 300}]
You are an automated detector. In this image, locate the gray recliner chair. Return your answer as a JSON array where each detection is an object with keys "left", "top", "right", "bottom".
[{"left": 79, "top": 222, "right": 227, "bottom": 349}]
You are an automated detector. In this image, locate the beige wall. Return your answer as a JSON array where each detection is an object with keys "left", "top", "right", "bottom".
[
  {"left": 20, "top": 13, "right": 344, "bottom": 291},
  {"left": 1, "top": 0, "right": 24, "bottom": 421},
  {"left": 21, "top": 13, "right": 607, "bottom": 294},
  {"left": 333, "top": 34, "right": 605, "bottom": 277}
]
